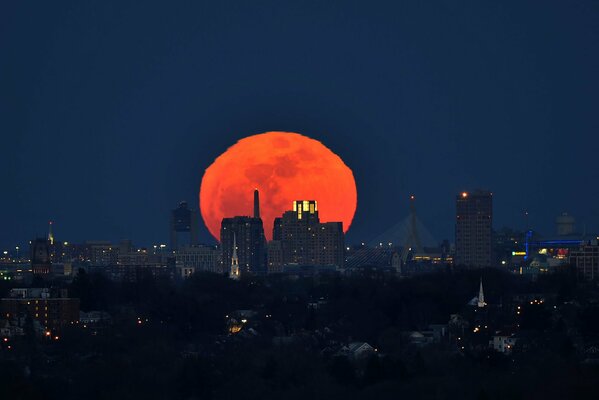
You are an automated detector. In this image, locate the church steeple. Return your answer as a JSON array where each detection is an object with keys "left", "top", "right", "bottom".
[
  {"left": 229, "top": 233, "right": 240, "bottom": 280},
  {"left": 48, "top": 221, "right": 54, "bottom": 245},
  {"left": 477, "top": 278, "right": 486, "bottom": 308}
]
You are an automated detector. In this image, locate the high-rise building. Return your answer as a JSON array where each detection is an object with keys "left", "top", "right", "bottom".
[
  {"left": 220, "top": 190, "right": 267, "bottom": 276},
  {"left": 170, "top": 201, "right": 199, "bottom": 250},
  {"left": 267, "top": 240, "right": 283, "bottom": 273},
  {"left": 455, "top": 190, "right": 493, "bottom": 268},
  {"left": 276, "top": 200, "right": 344, "bottom": 269}
]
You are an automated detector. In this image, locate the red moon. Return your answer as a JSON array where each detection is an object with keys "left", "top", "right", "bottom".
[{"left": 199, "top": 131, "right": 357, "bottom": 241}]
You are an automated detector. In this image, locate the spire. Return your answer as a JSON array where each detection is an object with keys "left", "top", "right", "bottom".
[
  {"left": 229, "top": 233, "right": 240, "bottom": 280},
  {"left": 253, "top": 189, "right": 260, "bottom": 219},
  {"left": 400, "top": 195, "right": 424, "bottom": 263},
  {"left": 48, "top": 221, "right": 54, "bottom": 245},
  {"left": 477, "top": 278, "right": 486, "bottom": 308}
]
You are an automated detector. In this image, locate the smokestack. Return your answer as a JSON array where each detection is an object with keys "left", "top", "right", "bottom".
[{"left": 254, "top": 189, "right": 260, "bottom": 218}]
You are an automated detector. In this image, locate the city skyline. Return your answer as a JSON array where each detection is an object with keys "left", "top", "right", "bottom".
[
  {"left": 3, "top": 1, "right": 599, "bottom": 248},
  {"left": 0, "top": 188, "right": 594, "bottom": 252},
  {"left": 2, "top": 2, "right": 599, "bottom": 397}
]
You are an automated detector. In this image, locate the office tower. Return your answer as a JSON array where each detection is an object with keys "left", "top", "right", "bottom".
[
  {"left": 267, "top": 240, "right": 283, "bottom": 273},
  {"left": 31, "top": 238, "right": 52, "bottom": 275},
  {"left": 276, "top": 200, "right": 344, "bottom": 268},
  {"left": 455, "top": 190, "right": 493, "bottom": 268},
  {"left": 273, "top": 217, "right": 283, "bottom": 241},
  {"left": 170, "top": 201, "right": 199, "bottom": 250},
  {"left": 220, "top": 190, "right": 267, "bottom": 276}
]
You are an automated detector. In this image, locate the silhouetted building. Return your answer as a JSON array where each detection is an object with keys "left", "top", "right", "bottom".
[
  {"left": 220, "top": 190, "right": 267, "bottom": 275},
  {"left": 455, "top": 190, "right": 493, "bottom": 268},
  {"left": 87, "top": 241, "right": 118, "bottom": 266},
  {"left": 1, "top": 288, "right": 79, "bottom": 335},
  {"left": 175, "top": 244, "right": 221, "bottom": 274},
  {"left": 571, "top": 240, "right": 599, "bottom": 280},
  {"left": 273, "top": 217, "right": 283, "bottom": 241},
  {"left": 276, "top": 200, "right": 344, "bottom": 269},
  {"left": 556, "top": 213, "right": 576, "bottom": 236},
  {"left": 108, "top": 250, "right": 177, "bottom": 282},
  {"left": 221, "top": 217, "right": 267, "bottom": 276},
  {"left": 31, "top": 238, "right": 52, "bottom": 275},
  {"left": 170, "top": 201, "right": 199, "bottom": 250},
  {"left": 267, "top": 240, "right": 283, "bottom": 273}
]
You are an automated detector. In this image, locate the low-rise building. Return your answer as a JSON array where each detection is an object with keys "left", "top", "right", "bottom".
[{"left": 0, "top": 288, "right": 79, "bottom": 335}]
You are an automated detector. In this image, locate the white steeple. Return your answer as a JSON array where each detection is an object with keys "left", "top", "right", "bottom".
[
  {"left": 48, "top": 221, "right": 54, "bottom": 245},
  {"left": 477, "top": 278, "right": 486, "bottom": 308},
  {"left": 229, "top": 233, "right": 240, "bottom": 280}
]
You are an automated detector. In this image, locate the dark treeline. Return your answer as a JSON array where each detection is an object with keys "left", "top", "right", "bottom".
[{"left": 0, "top": 268, "right": 598, "bottom": 400}]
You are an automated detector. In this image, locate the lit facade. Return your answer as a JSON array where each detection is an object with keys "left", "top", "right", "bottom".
[{"left": 276, "top": 200, "right": 344, "bottom": 269}]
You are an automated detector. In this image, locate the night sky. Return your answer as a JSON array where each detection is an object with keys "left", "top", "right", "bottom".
[{"left": 2, "top": 1, "right": 598, "bottom": 249}]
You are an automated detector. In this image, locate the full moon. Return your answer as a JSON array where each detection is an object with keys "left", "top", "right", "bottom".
[{"left": 199, "top": 131, "right": 357, "bottom": 241}]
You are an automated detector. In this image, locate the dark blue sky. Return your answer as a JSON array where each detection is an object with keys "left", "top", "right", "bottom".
[{"left": 2, "top": 1, "right": 598, "bottom": 248}]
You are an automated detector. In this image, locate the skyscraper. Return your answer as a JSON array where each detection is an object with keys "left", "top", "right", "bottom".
[
  {"left": 220, "top": 190, "right": 267, "bottom": 276},
  {"left": 455, "top": 190, "right": 493, "bottom": 268},
  {"left": 276, "top": 200, "right": 344, "bottom": 269},
  {"left": 170, "top": 201, "right": 199, "bottom": 250}
]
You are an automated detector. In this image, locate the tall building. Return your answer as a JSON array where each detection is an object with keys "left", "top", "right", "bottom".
[
  {"left": 170, "top": 201, "right": 199, "bottom": 250},
  {"left": 267, "top": 240, "right": 284, "bottom": 273},
  {"left": 276, "top": 200, "right": 344, "bottom": 269},
  {"left": 455, "top": 190, "right": 493, "bottom": 268},
  {"left": 220, "top": 190, "right": 267, "bottom": 276},
  {"left": 31, "top": 238, "right": 52, "bottom": 275}
]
